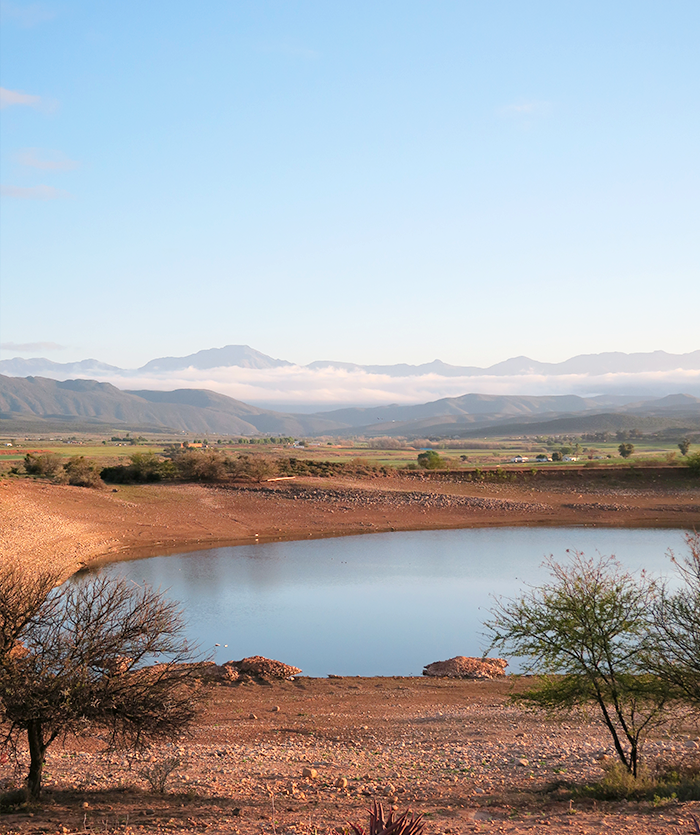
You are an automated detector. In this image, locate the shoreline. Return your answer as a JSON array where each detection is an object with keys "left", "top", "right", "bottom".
[{"left": 2, "top": 474, "right": 699, "bottom": 579}]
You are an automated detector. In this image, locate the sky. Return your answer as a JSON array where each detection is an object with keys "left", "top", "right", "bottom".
[{"left": 1, "top": 0, "right": 699, "bottom": 372}]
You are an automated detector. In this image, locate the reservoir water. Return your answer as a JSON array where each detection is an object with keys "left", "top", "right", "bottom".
[{"left": 95, "top": 527, "right": 688, "bottom": 677}]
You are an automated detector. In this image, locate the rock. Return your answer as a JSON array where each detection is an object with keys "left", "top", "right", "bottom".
[
  {"left": 422, "top": 656, "right": 508, "bottom": 680},
  {"left": 517, "top": 758, "right": 529, "bottom": 768},
  {"left": 335, "top": 777, "right": 348, "bottom": 789},
  {"left": 302, "top": 767, "right": 318, "bottom": 779},
  {"left": 249, "top": 713, "right": 257, "bottom": 720},
  {"left": 230, "top": 656, "right": 302, "bottom": 680}
]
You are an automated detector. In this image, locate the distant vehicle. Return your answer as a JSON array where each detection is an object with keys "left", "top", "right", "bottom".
[
  {"left": 510, "top": 456, "right": 529, "bottom": 463},
  {"left": 563, "top": 455, "right": 579, "bottom": 462},
  {"left": 535, "top": 454, "right": 550, "bottom": 462}
]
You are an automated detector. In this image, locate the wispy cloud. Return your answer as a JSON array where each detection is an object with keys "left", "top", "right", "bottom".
[
  {"left": 0, "top": 1, "right": 56, "bottom": 27},
  {"left": 497, "top": 99, "right": 552, "bottom": 118},
  {"left": 1, "top": 341, "right": 67, "bottom": 352},
  {"left": 1, "top": 184, "right": 72, "bottom": 199},
  {"left": 0, "top": 86, "right": 42, "bottom": 109},
  {"left": 15, "top": 148, "right": 79, "bottom": 171}
]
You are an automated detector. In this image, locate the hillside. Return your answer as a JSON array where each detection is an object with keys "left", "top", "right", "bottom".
[
  {"left": 2, "top": 375, "right": 699, "bottom": 438},
  {"left": 0, "top": 376, "right": 339, "bottom": 436}
]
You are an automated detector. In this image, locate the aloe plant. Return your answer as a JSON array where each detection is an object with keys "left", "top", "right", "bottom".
[{"left": 350, "top": 800, "right": 424, "bottom": 835}]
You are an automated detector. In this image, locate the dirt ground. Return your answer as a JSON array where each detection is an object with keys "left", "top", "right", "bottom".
[
  {"left": 1, "top": 472, "right": 700, "bottom": 834},
  {"left": 1, "top": 677, "right": 699, "bottom": 835}
]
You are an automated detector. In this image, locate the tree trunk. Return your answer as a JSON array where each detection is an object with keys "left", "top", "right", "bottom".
[{"left": 26, "top": 720, "right": 46, "bottom": 799}]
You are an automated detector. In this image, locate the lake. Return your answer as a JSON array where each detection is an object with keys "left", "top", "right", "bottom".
[{"left": 95, "top": 527, "right": 688, "bottom": 677}]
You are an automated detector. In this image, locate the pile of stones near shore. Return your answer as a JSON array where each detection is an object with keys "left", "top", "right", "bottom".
[{"left": 422, "top": 656, "right": 508, "bottom": 679}]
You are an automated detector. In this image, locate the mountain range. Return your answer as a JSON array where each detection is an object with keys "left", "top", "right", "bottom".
[
  {"left": 2, "top": 375, "right": 699, "bottom": 438},
  {"left": 2, "top": 346, "right": 700, "bottom": 379}
]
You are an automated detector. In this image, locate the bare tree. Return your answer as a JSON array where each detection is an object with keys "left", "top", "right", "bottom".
[{"left": 0, "top": 569, "right": 202, "bottom": 799}]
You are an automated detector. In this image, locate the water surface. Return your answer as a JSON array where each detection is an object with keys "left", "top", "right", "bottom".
[{"left": 96, "top": 527, "right": 687, "bottom": 676}]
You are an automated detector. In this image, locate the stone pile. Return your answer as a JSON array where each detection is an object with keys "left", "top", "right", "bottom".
[{"left": 422, "top": 656, "right": 508, "bottom": 679}]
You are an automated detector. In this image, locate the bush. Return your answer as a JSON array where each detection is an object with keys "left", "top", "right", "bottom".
[
  {"left": 171, "top": 449, "right": 229, "bottom": 482},
  {"left": 23, "top": 452, "right": 62, "bottom": 477},
  {"left": 63, "top": 456, "right": 103, "bottom": 487},
  {"left": 686, "top": 452, "right": 700, "bottom": 476},
  {"left": 229, "top": 454, "right": 277, "bottom": 482},
  {"left": 101, "top": 453, "right": 177, "bottom": 484},
  {"left": 417, "top": 450, "right": 446, "bottom": 469}
]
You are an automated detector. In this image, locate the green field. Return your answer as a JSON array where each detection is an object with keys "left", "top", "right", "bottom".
[{"left": 0, "top": 430, "right": 692, "bottom": 474}]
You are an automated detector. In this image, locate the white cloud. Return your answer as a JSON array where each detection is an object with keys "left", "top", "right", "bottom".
[
  {"left": 1, "top": 341, "right": 67, "bottom": 351},
  {"left": 15, "top": 365, "right": 699, "bottom": 409},
  {"left": 0, "top": 184, "right": 72, "bottom": 199},
  {"left": 0, "top": 86, "right": 42, "bottom": 109},
  {"left": 16, "top": 148, "right": 79, "bottom": 171}
]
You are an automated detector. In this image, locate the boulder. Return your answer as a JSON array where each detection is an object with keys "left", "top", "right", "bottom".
[{"left": 422, "top": 656, "right": 507, "bottom": 679}]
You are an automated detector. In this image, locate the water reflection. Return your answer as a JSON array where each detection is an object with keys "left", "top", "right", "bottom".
[{"left": 95, "top": 527, "right": 687, "bottom": 677}]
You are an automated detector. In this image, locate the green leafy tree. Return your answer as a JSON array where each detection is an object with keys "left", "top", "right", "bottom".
[
  {"left": 417, "top": 450, "right": 445, "bottom": 469},
  {"left": 651, "top": 532, "right": 700, "bottom": 708},
  {"left": 0, "top": 569, "right": 202, "bottom": 799},
  {"left": 484, "top": 553, "right": 671, "bottom": 777},
  {"left": 618, "top": 443, "right": 635, "bottom": 459},
  {"left": 678, "top": 438, "right": 691, "bottom": 456}
]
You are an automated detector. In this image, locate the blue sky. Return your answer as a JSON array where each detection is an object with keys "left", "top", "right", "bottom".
[{"left": 1, "top": 1, "right": 698, "bottom": 370}]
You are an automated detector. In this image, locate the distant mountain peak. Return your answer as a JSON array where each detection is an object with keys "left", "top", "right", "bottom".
[{"left": 139, "top": 345, "right": 292, "bottom": 373}]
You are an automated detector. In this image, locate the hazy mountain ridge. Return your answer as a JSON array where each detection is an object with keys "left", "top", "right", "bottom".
[
  {"left": 0, "top": 376, "right": 339, "bottom": 436},
  {"left": 1, "top": 375, "right": 698, "bottom": 438},
  {"left": 3, "top": 346, "right": 700, "bottom": 379}
]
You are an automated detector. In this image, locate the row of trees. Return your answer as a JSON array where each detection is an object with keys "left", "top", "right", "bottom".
[{"left": 485, "top": 532, "right": 700, "bottom": 777}]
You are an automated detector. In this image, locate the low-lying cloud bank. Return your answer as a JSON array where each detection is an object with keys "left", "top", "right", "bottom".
[{"left": 19, "top": 365, "right": 700, "bottom": 411}]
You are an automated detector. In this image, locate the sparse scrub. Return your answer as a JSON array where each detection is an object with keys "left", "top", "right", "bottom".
[
  {"left": 62, "top": 455, "right": 103, "bottom": 487},
  {"left": 139, "top": 753, "right": 184, "bottom": 793},
  {"left": 23, "top": 452, "right": 62, "bottom": 478},
  {"left": 101, "top": 452, "right": 177, "bottom": 484},
  {"left": 171, "top": 448, "right": 229, "bottom": 482}
]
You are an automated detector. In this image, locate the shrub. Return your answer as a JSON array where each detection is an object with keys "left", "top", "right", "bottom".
[
  {"left": 101, "top": 453, "right": 177, "bottom": 484},
  {"left": 686, "top": 452, "right": 700, "bottom": 476},
  {"left": 63, "top": 456, "right": 103, "bottom": 487},
  {"left": 23, "top": 452, "right": 62, "bottom": 477},
  {"left": 417, "top": 450, "right": 445, "bottom": 469},
  {"left": 171, "top": 449, "right": 229, "bottom": 482}
]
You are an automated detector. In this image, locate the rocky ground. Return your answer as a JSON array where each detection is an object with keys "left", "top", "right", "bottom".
[
  {"left": 1, "top": 676, "right": 699, "bottom": 835},
  {"left": 2, "top": 472, "right": 699, "bottom": 833}
]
